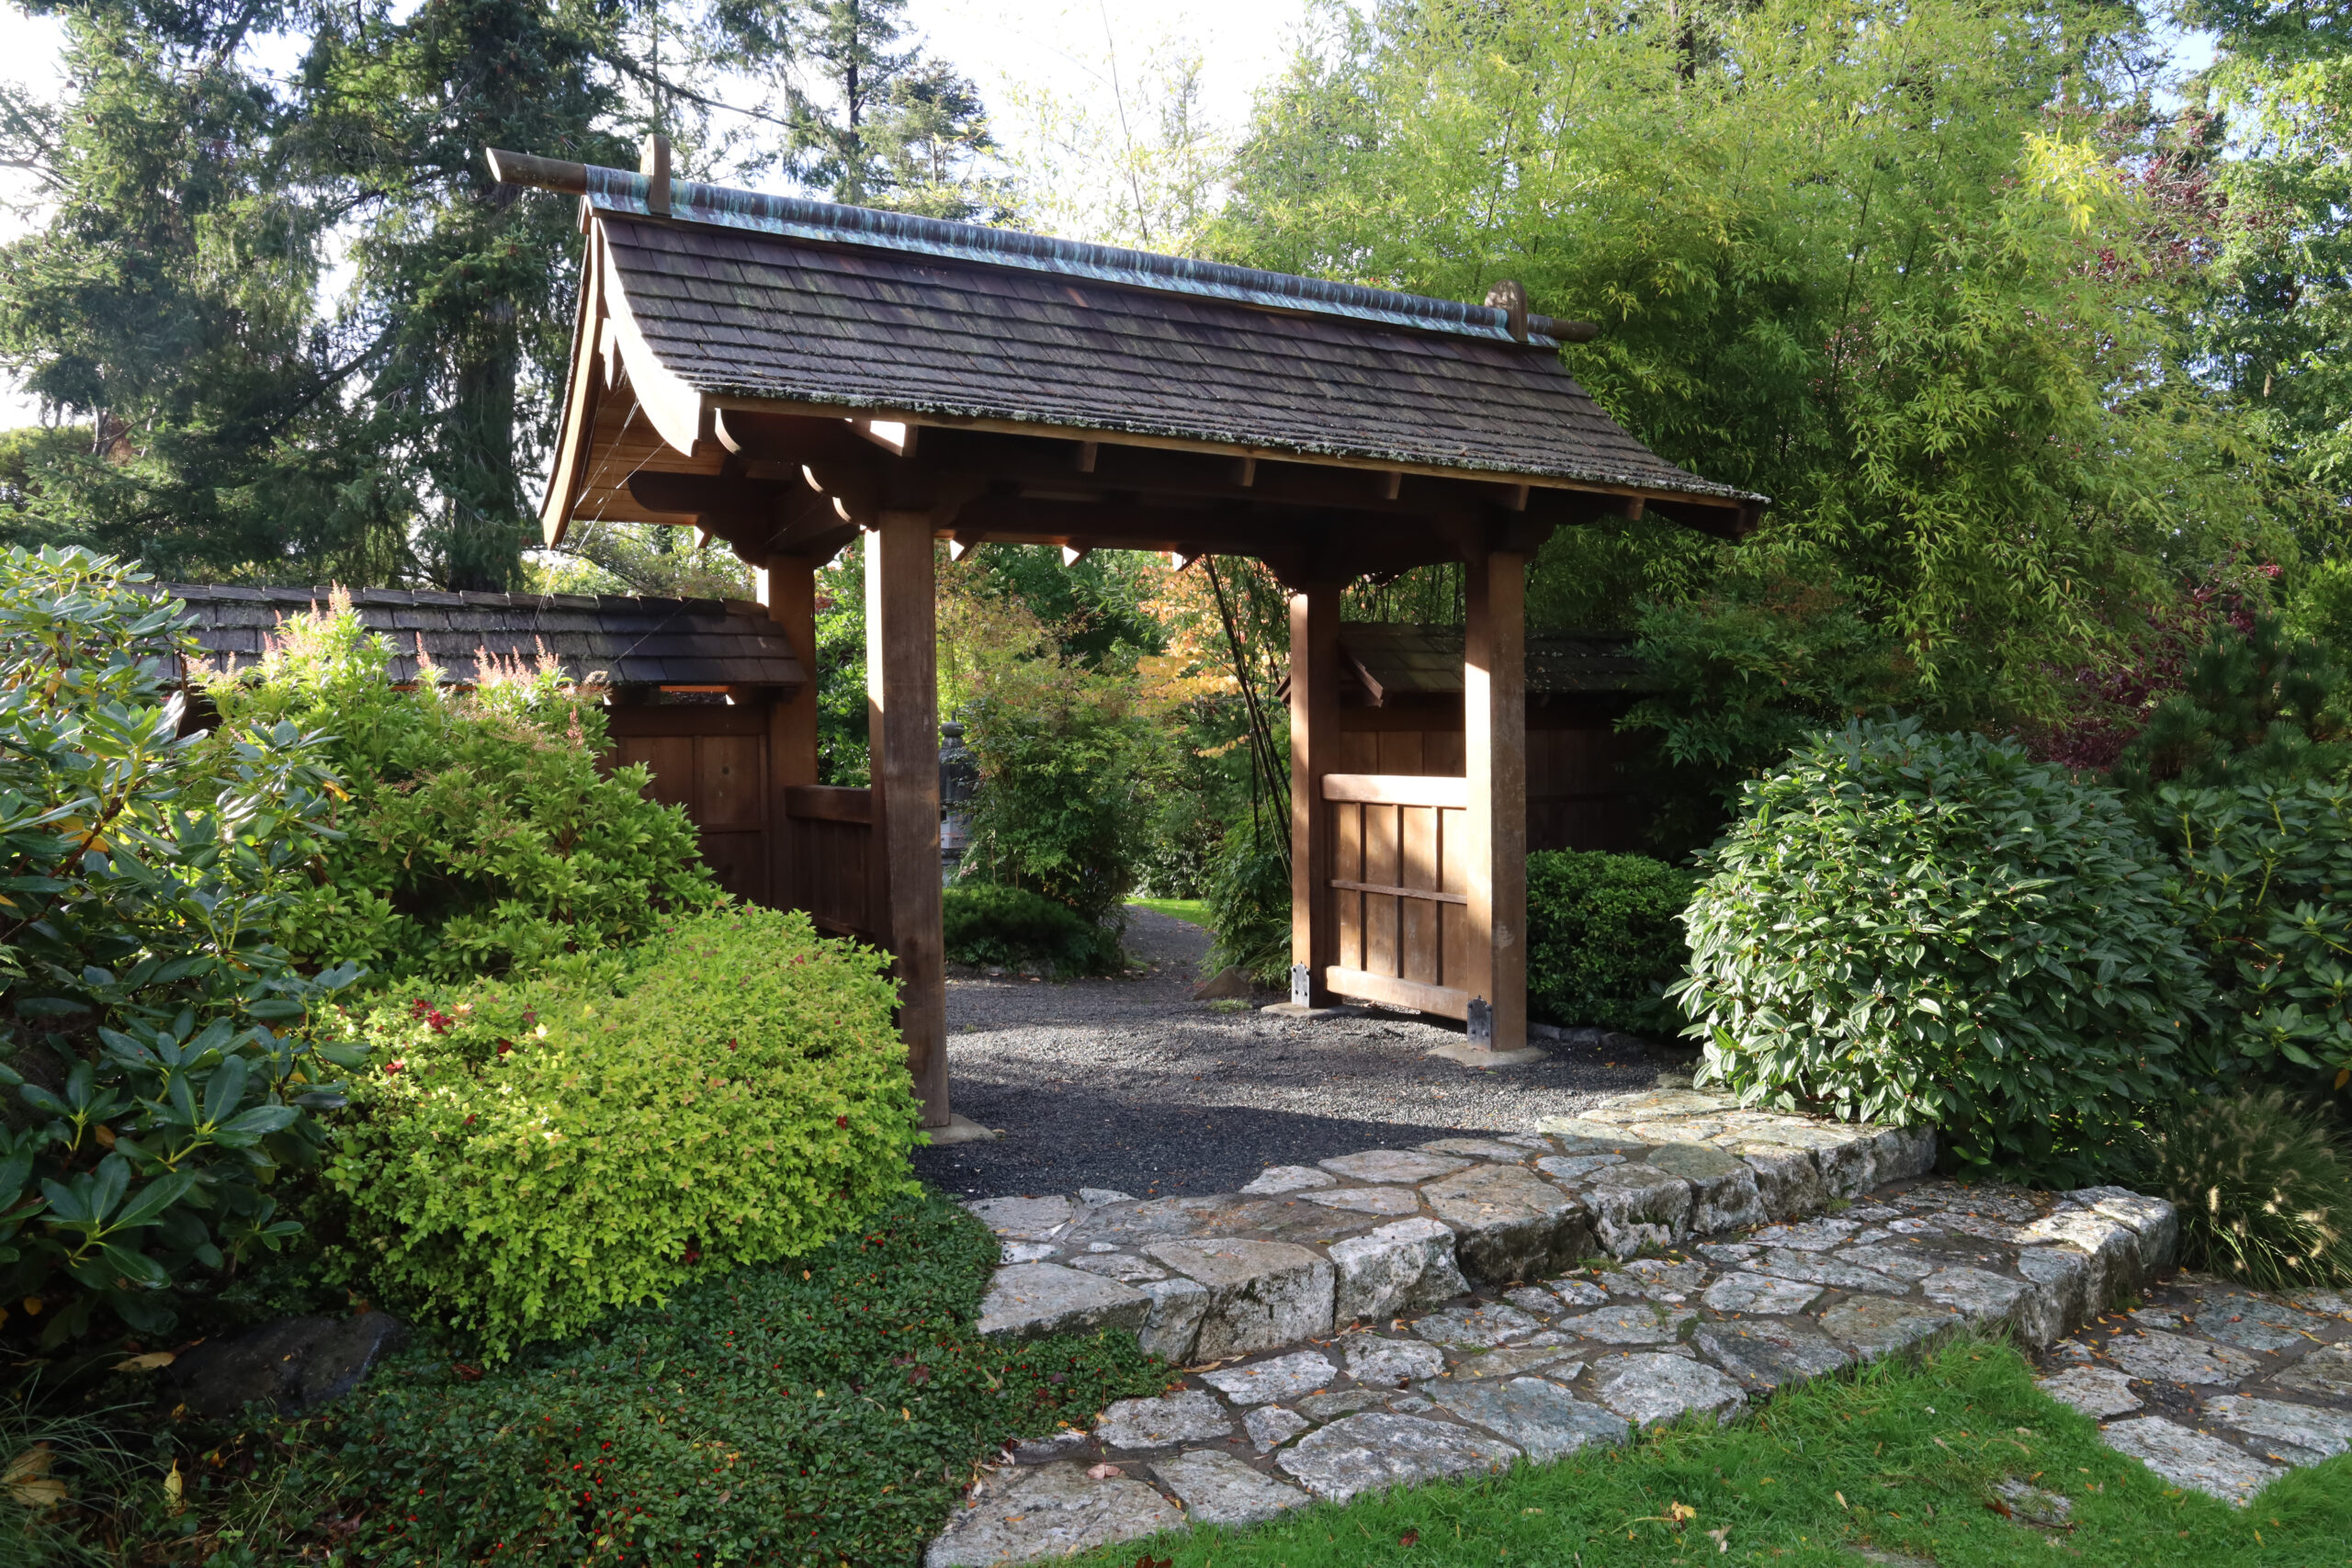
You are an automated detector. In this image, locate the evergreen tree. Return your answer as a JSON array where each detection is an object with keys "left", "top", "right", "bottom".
[
  {"left": 2111, "top": 614, "right": 2352, "bottom": 790},
  {"left": 0, "top": 0, "right": 1002, "bottom": 588}
]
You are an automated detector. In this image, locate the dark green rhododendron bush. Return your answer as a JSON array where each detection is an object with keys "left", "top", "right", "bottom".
[
  {"left": 200, "top": 592, "right": 718, "bottom": 982},
  {"left": 327, "top": 906, "right": 921, "bottom": 1354},
  {"left": 0, "top": 547, "right": 365, "bottom": 1345},
  {"left": 1677, "top": 719, "right": 2213, "bottom": 1177}
]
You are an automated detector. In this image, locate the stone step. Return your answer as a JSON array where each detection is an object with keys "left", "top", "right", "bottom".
[
  {"left": 932, "top": 1090, "right": 2190, "bottom": 1568},
  {"left": 969, "top": 1089, "right": 1938, "bottom": 1360}
]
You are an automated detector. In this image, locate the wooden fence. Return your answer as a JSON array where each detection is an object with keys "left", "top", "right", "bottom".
[{"left": 780, "top": 785, "right": 882, "bottom": 949}]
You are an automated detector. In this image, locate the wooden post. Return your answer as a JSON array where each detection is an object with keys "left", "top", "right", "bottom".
[
  {"left": 1463, "top": 549, "right": 1528, "bottom": 1052},
  {"left": 1288, "top": 580, "right": 1340, "bottom": 1007},
  {"left": 758, "top": 555, "right": 821, "bottom": 911},
  {"left": 865, "top": 516, "right": 949, "bottom": 1128}
]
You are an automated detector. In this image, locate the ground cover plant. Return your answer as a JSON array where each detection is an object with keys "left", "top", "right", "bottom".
[
  {"left": 328, "top": 906, "right": 919, "bottom": 1353},
  {"left": 944, "top": 883, "right": 1124, "bottom": 977},
  {"left": 1677, "top": 719, "right": 2213, "bottom": 1178},
  {"left": 1081, "top": 1337, "right": 2352, "bottom": 1568},
  {"left": 199, "top": 591, "right": 718, "bottom": 983},
  {"left": 17, "top": 1191, "right": 1167, "bottom": 1567},
  {"left": 1525, "top": 850, "right": 1694, "bottom": 1036},
  {"left": 326, "top": 1190, "right": 1163, "bottom": 1566}
]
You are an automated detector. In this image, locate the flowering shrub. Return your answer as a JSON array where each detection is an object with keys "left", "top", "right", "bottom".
[
  {"left": 199, "top": 592, "right": 718, "bottom": 981},
  {"left": 325, "top": 907, "right": 919, "bottom": 1352}
]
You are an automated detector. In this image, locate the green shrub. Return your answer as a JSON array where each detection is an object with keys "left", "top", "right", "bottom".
[
  {"left": 0, "top": 547, "right": 363, "bottom": 1345},
  {"left": 325, "top": 907, "right": 920, "bottom": 1353},
  {"left": 1675, "top": 718, "right": 2212, "bottom": 1177},
  {"left": 942, "top": 882, "right": 1123, "bottom": 976},
  {"left": 199, "top": 591, "right": 719, "bottom": 982},
  {"left": 2150, "top": 780, "right": 2352, "bottom": 1092},
  {"left": 2127, "top": 1088, "right": 2352, "bottom": 1289},
  {"left": 1526, "top": 850, "right": 1695, "bottom": 1036},
  {"left": 960, "top": 672, "right": 1155, "bottom": 926},
  {"left": 331, "top": 1191, "right": 1163, "bottom": 1567},
  {"left": 2110, "top": 614, "right": 2352, "bottom": 793},
  {"left": 1204, "top": 812, "right": 1293, "bottom": 987}
]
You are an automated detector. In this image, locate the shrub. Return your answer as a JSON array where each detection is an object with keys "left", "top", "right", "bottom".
[
  {"left": 959, "top": 671, "right": 1155, "bottom": 926},
  {"left": 0, "top": 547, "right": 362, "bottom": 1345},
  {"left": 1204, "top": 812, "right": 1293, "bottom": 987},
  {"left": 1621, "top": 575, "right": 1910, "bottom": 852},
  {"left": 330, "top": 1191, "right": 1163, "bottom": 1566},
  {"left": 1675, "top": 718, "right": 2213, "bottom": 1176},
  {"left": 199, "top": 592, "right": 718, "bottom": 982},
  {"left": 324, "top": 907, "right": 919, "bottom": 1353},
  {"left": 2150, "top": 781, "right": 2352, "bottom": 1092},
  {"left": 942, "top": 883, "right": 1122, "bottom": 976},
  {"left": 2109, "top": 614, "right": 2352, "bottom": 793},
  {"left": 1526, "top": 850, "right": 1695, "bottom": 1036},
  {"left": 2127, "top": 1089, "right": 2352, "bottom": 1289}
]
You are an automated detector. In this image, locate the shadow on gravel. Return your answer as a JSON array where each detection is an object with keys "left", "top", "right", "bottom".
[{"left": 910, "top": 1090, "right": 1462, "bottom": 1201}]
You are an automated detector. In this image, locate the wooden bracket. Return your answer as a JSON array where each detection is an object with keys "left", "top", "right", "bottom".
[
  {"left": 1380, "top": 470, "right": 1402, "bottom": 501},
  {"left": 1061, "top": 543, "right": 1093, "bottom": 567},
  {"left": 1235, "top": 456, "right": 1257, "bottom": 488},
  {"left": 1074, "top": 439, "right": 1099, "bottom": 473}
]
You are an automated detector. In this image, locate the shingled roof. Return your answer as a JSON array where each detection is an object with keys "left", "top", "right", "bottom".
[
  {"left": 504, "top": 152, "right": 1763, "bottom": 553},
  {"left": 1339, "top": 623, "right": 1659, "bottom": 703},
  {"left": 161, "top": 584, "right": 806, "bottom": 690}
]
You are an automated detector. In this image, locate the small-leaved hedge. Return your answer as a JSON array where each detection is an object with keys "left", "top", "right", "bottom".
[
  {"left": 1526, "top": 849, "right": 1694, "bottom": 1036},
  {"left": 942, "top": 883, "right": 1123, "bottom": 976},
  {"left": 1676, "top": 719, "right": 2212, "bottom": 1177},
  {"left": 326, "top": 907, "right": 920, "bottom": 1353},
  {"left": 331, "top": 1191, "right": 1165, "bottom": 1567}
]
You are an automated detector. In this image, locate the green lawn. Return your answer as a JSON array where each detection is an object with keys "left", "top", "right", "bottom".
[
  {"left": 1131, "top": 897, "right": 1212, "bottom": 930},
  {"left": 1084, "top": 1337, "right": 2352, "bottom": 1568}
]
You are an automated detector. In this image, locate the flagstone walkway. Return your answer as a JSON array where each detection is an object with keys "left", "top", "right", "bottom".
[
  {"left": 2031, "top": 1273, "right": 2352, "bottom": 1504},
  {"left": 926, "top": 1088, "right": 2270, "bottom": 1568}
]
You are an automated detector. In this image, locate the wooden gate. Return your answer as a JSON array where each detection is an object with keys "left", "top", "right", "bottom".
[
  {"left": 606, "top": 704, "right": 774, "bottom": 904},
  {"left": 1321, "top": 773, "right": 1473, "bottom": 1020}
]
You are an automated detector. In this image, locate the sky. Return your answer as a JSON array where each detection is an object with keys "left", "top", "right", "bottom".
[{"left": 0, "top": 0, "right": 1317, "bottom": 427}]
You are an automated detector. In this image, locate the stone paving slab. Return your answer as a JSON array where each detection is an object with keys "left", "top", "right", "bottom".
[
  {"left": 2031, "top": 1267, "right": 2352, "bottom": 1505},
  {"left": 933, "top": 1089, "right": 2226, "bottom": 1565}
]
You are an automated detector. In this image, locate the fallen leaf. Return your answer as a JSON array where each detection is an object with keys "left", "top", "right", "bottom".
[
  {"left": 112, "top": 1351, "right": 175, "bottom": 1372},
  {"left": 1668, "top": 1502, "right": 1696, "bottom": 1523},
  {"left": 5, "top": 1447, "right": 64, "bottom": 1510},
  {"left": 164, "top": 1460, "right": 184, "bottom": 1517},
  {"left": 1707, "top": 1526, "right": 1732, "bottom": 1553},
  {"left": 1087, "top": 1463, "right": 1123, "bottom": 1480},
  {"left": 1400, "top": 1529, "right": 1420, "bottom": 1547},
  {"left": 1835, "top": 1491, "right": 1848, "bottom": 1508}
]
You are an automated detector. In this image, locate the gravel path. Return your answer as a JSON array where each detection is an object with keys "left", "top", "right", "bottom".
[{"left": 910, "top": 905, "right": 1662, "bottom": 1200}]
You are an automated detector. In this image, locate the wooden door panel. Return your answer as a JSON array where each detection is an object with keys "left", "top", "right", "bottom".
[{"left": 695, "top": 734, "right": 765, "bottom": 829}]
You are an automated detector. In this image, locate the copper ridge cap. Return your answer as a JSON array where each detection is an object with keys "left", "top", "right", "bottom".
[{"left": 484, "top": 147, "right": 1600, "bottom": 351}]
